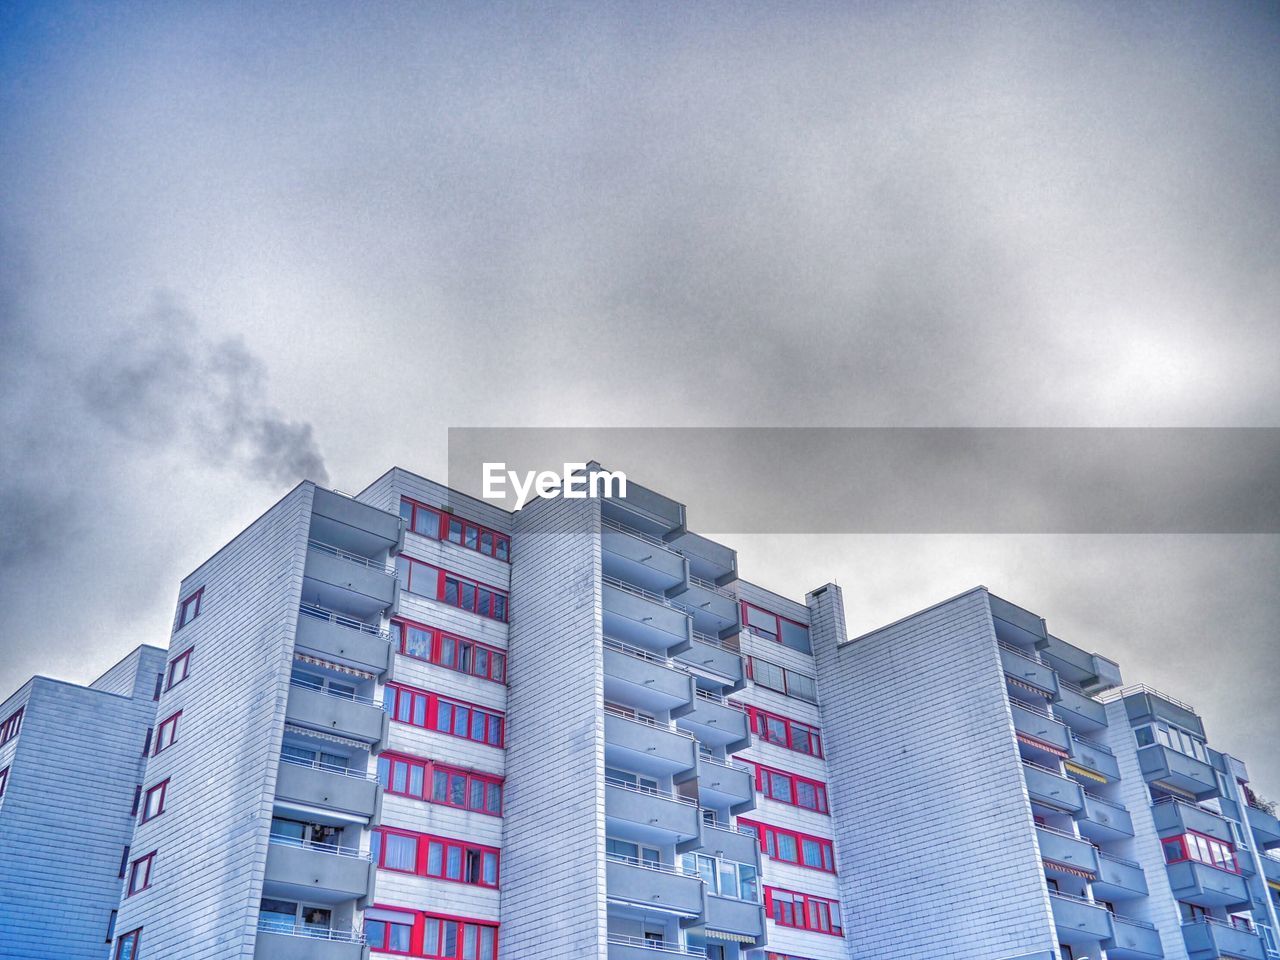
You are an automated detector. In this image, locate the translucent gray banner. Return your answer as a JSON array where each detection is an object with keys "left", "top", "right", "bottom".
[{"left": 446, "top": 428, "right": 1279, "bottom": 533}]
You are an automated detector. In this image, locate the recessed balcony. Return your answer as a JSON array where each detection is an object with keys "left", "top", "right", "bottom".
[
  {"left": 263, "top": 837, "right": 374, "bottom": 902},
  {"left": 999, "top": 643, "right": 1059, "bottom": 699},
  {"left": 295, "top": 604, "right": 393, "bottom": 677},
  {"left": 1164, "top": 860, "right": 1250, "bottom": 909},
  {"left": 1180, "top": 917, "right": 1265, "bottom": 960},
  {"left": 605, "top": 708, "right": 698, "bottom": 779},
  {"left": 604, "top": 639, "right": 697, "bottom": 718},
  {"left": 255, "top": 924, "right": 368, "bottom": 960},
  {"left": 606, "top": 857, "right": 704, "bottom": 916},
  {"left": 1105, "top": 915, "right": 1165, "bottom": 959},
  {"left": 1066, "top": 734, "right": 1121, "bottom": 784},
  {"left": 665, "top": 529, "right": 737, "bottom": 585},
  {"left": 275, "top": 757, "right": 380, "bottom": 822},
  {"left": 1092, "top": 853, "right": 1149, "bottom": 901},
  {"left": 677, "top": 692, "right": 750, "bottom": 752},
  {"left": 1138, "top": 744, "right": 1219, "bottom": 800},
  {"left": 606, "top": 936, "right": 706, "bottom": 960},
  {"left": 1077, "top": 793, "right": 1134, "bottom": 843},
  {"left": 1246, "top": 803, "right": 1280, "bottom": 849},
  {"left": 673, "top": 635, "right": 745, "bottom": 690},
  {"left": 1036, "top": 825, "right": 1099, "bottom": 878},
  {"left": 1152, "top": 798, "right": 1234, "bottom": 845},
  {"left": 695, "top": 753, "right": 754, "bottom": 815},
  {"left": 285, "top": 682, "right": 389, "bottom": 747},
  {"left": 1049, "top": 892, "right": 1114, "bottom": 946},
  {"left": 1037, "top": 634, "right": 1121, "bottom": 693},
  {"left": 1023, "top": 761, "right": 1085, "bottom": 814},
  {"left": 605, "top": 778, "right": 701, "bottom": 848},
  {"left": 1011, "top": 700, "right": 1072, "bottom": 756}
]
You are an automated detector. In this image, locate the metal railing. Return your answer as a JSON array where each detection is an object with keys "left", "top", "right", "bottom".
[
  {"left": 279, "top": 752, "right": 378, "bottom": 782},
  {"left": 603, "top": 575, "right": 686, "bottom": 611},
  {"left": 1034, "top": 821, "right": 1088, "bottom": 842},
  {"left": 997, "top": 640, "right": 1045, "bottom": 664},
  {"left": 605, "top": 775, "right": 699, "bottom": 806},
  {"left": 1150, "top": 795, "right": 1223, "bottom": 818},
  {"left": 694, "top": 689, "right": 746, "bottom": 711},
  {"left": 307, "top": 538, "right": 395, "bottom": 575},
  {"left": 1183, "top": 915, "right": 1258, "bottom": 934},
  {"left": 257, "top": 918, "right": 366, "bottom": 943},
  {"left": 1009, "top": 697, "right": 1057, "bottom": 720},
  {"left": 1021, "top": 758, "right": 1067, "bottom": 777},
  {"left": 1070, "top": 732, "right": 1115, "bottom": 755},
  {"left": 605, "top": 935, "right": 707, "bottom": 956},
  {"left": 691, "top": 631, "right": 739, "bottom": 653},
  {"left": 1097, "top": 851, "right": 1143, "bottom": 869},
  {"left": 1109, "top": 913, "right": 1156, "bottom": 930},
  {"left": 299, "top": 602, "right": 390, "bottom": 638},
  {"left": 1097, "top": 683, "right": 1196, "bottom": 713},
  {"left": 605, "top": 704, "right": 696, "bottom": 740},
  {"left": 604, "top": 636, "right": 674, "bottom": 666},
  {"left": 698, "top": 750, "right": 751, "bottom": 772},
  {"left": 1048, "top": 890, "right": 1103, "bottom": 907},
  {"left": 289, "top": 675, "right": 380, "bottom": 707},
  {"left": 601, "top": 516, "right": 675, "bottom": 550},
  {"left": 606, "top": 853, "right": 698, "bottom": 879},
  {"left": 1057, "top": 677, "right": 1103, "bottom": 701},
  {"left": 687, "top": 574, "right": 735, "bottom": 600},
  {"left": 268, "top": 834, "right": 370, "bottom": 860},
  {"left": 701, "top": 817, "right": 757, "bottom": 837}
]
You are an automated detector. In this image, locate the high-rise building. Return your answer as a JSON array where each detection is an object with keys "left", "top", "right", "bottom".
[{"left": 1, "top": 464, "right": 1276, "bottom": 960}]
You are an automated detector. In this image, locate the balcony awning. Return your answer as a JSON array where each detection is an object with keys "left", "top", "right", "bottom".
[
  {"left": 706, "top": 930, "right": 755, "bottom": 943},
  {"left": 1018, "top": 733, "right": 1069, "bottom": 759},
  {"left": 1268, "top": 879, "right": 1280, "bottom": 893},
  {"left": 1063, "top": 760, "right": 1107, "bottom": 782},
  {"left": 1043, "top": 859, "right": 1096, "bottom": 880},
  {"left": 294, "top": 651, "right": 377, "bottom": 681},
  {"left": 282, "top": 722, "right": 369, "bottom": 751},
  {"left": 1008, "top": 677, "right": 1051, "bottom": 698}
]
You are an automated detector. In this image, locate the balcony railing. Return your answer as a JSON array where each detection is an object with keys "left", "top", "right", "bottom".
[
  {"left": 997, "top": 640, "right": 1044, "bottom": 663},
  {"left": 605, "top": 636, "right": 676, "bottom": 666},
  {"left": 289, "top": 676, "right": 380, "bottom": 707},
  {"left": 605, "top": 704, "right": 696, "bottom": 740},
  {"left": 1098, "top": 851, "right": 1142, "bottom": 870},
  {"left": 299, "top": 602, "right": 389, "bottom": 638},
  {"left": 1011, "top": 696, "right": 1056, "bottom": 719},
  {"left": 604, "top": 575, "right": 691, "bottom": 612},
  {"left": 698, "top": 750, "right": 750, "bottom": 771},
  {"left": 691, "top": 631, "right": 738, "bottom": 652},
  {"left": 268, "top": 834, "right": 370, "bottom": 860},
  {"left": 1048, "top": 890, "right": 1102, "bottom": 907},
  {"left": 701, "top": 817, "right": 756, "bottom": 837},
  {"left": 1098, "top": 683, "right": 1196, "bottom": 713},
  {"left": 606, "top": 775, "right": 698, "bottom": 806},
  {"left": 606, "top": 935, "right": 707, "bottom": 956},
  {"left": 687, "top": 575, "right": 735, "bottom": 600},
  {"left": 1070, "top": 732, "right": 1114, "bottom": 755},
  {"left": 279, "top": 752, "right": 378, "bottom": 782},
  {"left": 607, "top": 853, "right": 695, "bottom": 878},
  {"left": 1036, "top": 822, "right": 1088, "bottom": 842},
  {"left": 256, "top": 918, "right": 366, "bottom": 943},
  {"left": 308, "top": 538, "right": 395, "bottom": 575},
  {"left": 602, "top": 516, "right": 676, "bottom": 551},
  {"left": 694, "top": 689, "right": 746, "bottom": 711},
  {"left": 1022, "top": 758, "right": 1066, "bottom": 776}
]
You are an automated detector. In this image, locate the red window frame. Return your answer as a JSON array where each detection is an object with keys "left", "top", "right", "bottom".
[
  {"left": 384, "top": 682, "right": 505, "bottom": 747},
  {"left": 765, "top": 886, "right": 843, "bottom": 936},
  {"left": 165, "top": 648, "right": 193, "bottom": 690},
  {"left": 395, "top": 619, "right": 506, "bottom": 684},
  {"left": 740, "top": 818, "right": 835, "bottom": 873},
  {"left": 377, "top": 751, "right": 503, "bottom": 816},
  {"left": 401, "top": 497, "right": 511, "bottom": 563},
  {"left": 0, "top": 766, "right": 8, "bottom": 798},
  {"left": 126, "top": 851, "right": 155, "bottom": 896},
  {"left": 748, "top": 761, "right": 829, "bottom": 814},
  {"left": 746, "top": 656, "right": 819, "bottom": 704},
  {"left": 746, "top": 705, "right": 823, "bottom": 758},
  {"left": 398, "top": 557, "right": 509, "bottom": 622},
  {"left": 741, "top": 601, "right": 811, "bottom": 648},
  {"left": 114, "top": 929, "right": 141, "bottom": 960},
  {"left": 154, "top": 711, "right": 181, "bottom": 755},
  {"left": 0, "top": 707, "right": 22, "bottom": 747},
  {"left": 371, "top": 827, "right": 500, "bottom": 888},
  {"left": 1161, "top": 830, "right": 1238, "bottom": 873},
  {"left": 176, "top": 588, "right": 203, "bottom": 629},
  {"left": 140, "top": 779, "right": 169, "bottom": 823},
  {"left": 367, "top": 903, "right": 500, "bottom": 960},
  {"left": 766, "top": 955, "right": 821, "bottom": 960}
]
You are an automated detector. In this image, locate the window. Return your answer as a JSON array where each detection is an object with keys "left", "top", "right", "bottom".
[
  {"left": 142, "top": 727, "right": 152, "bottom": 755},
  {"left": 154, "top": 712, "right": 181, "bottom": 755},
  {"left": 384, "top": 682, "right": 504, "bottom": 747},
  {"left": 740, "top": 819, "right": 835, "bottom": 872},
  {"left": 747, "top": 657, "right": 818, "bottom": 704},
  {"left": 746, "top": 706, "right": 823, "bottom": 757},
  {"left": 0, "top": 766, "right": 7, "bottom": 798},
  {"left": 118, "top": 846, "right": 130, "bottom": 878},
  {"left": 765, "top": 887, "right": 843, "bottom": 935},
  {"left": 420, "top": 913, "right": 500, "bottom": 960},
  {"left": 114, "top": 929, "right": 141, "bottom": 960},
  {"left": 126, "top": 851, "right": 155, "bottom": 896},
  {"left": 376, "top": 753, "right": 503, "bottom": 815},
  {"left": 607, "top": 837, "right": 661, "bottom": 865},
  {"left": 366, "top": 917, "right": 413, "bottom": 954},
  {"left": 742, "top": 602, "right": 811, "bottom": 653},
  {"left": 165, "top": 648, "right": 193, "bottom": 690},
  {"left": 396, "top": 557, "right": 509, "bottom": 621},
  {"left": 371, "top": 828, "right": 499, "bottom": 888},
  {"left": 401, "top": 497, "right": 511, "bottom": 562},
  {"left": 152, "top": 672, "right": 163, "bottom": 701},
  {"left": 749, "top": 762, "right": 829, "bottom": 814},
  {"left": 681, "top": 853, "right": 759, "bottom": 901},
  {"left": 176, "top": 588, "right": 203, "bottom": 629},
  {"left": 0, "top": 707, "right": 22, "bottom": 747},
  {"left": 106, "top": 909, "right": 117, "bottom": 942},
  {"left": 141, "top": 780, "right": 169, "bottom": 823},
  {"left": 395, "top": 620, "right": 506, "bottom": 684},
  {"left": 1162, "top": 831, "right": 1238, "bottom": 873}
]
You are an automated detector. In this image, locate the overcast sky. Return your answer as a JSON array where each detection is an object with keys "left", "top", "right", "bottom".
[{"left": 1, "top": 3, "right": 1277, "bottom": 794}]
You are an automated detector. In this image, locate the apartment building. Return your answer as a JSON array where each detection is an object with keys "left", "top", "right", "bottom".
[{"left": 1, "top": 463, "right": 1277, "bottom": 960}]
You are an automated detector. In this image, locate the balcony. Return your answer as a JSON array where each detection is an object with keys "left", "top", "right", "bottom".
[
  {"left": 667, "top": 578, "right": 738, "bottom": 637},
  {"left": 1036, "top": 634, "right": 1122, "bottom": 693},
  {"left": 285, "top": 683, "right": 389, "bottom": 747},
  {"left": 695, "top": 892, "right": 766, "bottom": 947},
  {"left": 1105, "top": 915, "right": 1165, "bottom": 959},
  {"left": 1164, "top": 860, "right": 1250, "bottom": 908},
  {"left": 666, "top": 529, "right": 737, "bottom": 585},
  {"left": 605, "top": 708, "right": 698, "bottom": 779},
  {"left": 605, "top": 778, "right": 701, "bottom": 848},
  {"left": 999, "top": 643, "right": 1059, "bottom": 699},
  {"left": 255, "top": 924, "right": 367, "bottom": 960},
  {"left": 303, "top": 540, "right": 398, "bottom": 619},
  {"left": 1180, "top": 918, "right": 1265, "bottom": 960},
  {"left": 604, "top": 640, "right": 697, "bottom": 718},
  {"left": 602, "top": 517, "right": 688, "bottom": 593},
  {"left": 263, "top": 837, "right": 374, "bottom": 901},
  {"left": 673, "top": 636, "right": 745, "bottom": 690},
  {"left": 603, "top": 576, "right": 693, "bottom": 654},
  {"left": 312, "top": 487, "right": 403, "bottom": 551},
  {"left": 1011, "top": 700, "right": 1072, "bottom": 756},
  {"left": 606, "top": 857, "right": 704, "bottom": 916},
  {"left": 295, "top": 604, "right": 393, "bottom": 677},
  {"left": 607, "top": 936, "right": 706, "bottom": 960},
  {"left": 697, "top": 822, "right": 760, "bottom": 866},
  {"left": 1115, "top": 686, "right": 1206, "bottom": 739},
  {"left": 1066, "top": 734, "right": 1121, "bottom": 784},
  {"left": 1055, "top": 682, "right": 1108, "bottom": 732},
  {"left": 1093, "top": 853, "right": 1149, "bottom": 901},
  {"left": 677, "top": 692, "right": 750, "bottom": 752},
  {"left": 1246, "top": 803, "right": 1280, "bottom": 849},
  {"left": 1152, "top": 798, "right": 1234, "bottom": 845},
  {"left": 1138, "top": 744, "right": 1219, "bottom": 800},
  {"left": 1077, "top": 793, "right": 1134, "bottom": 843},
  {"left": 1049, "top": 892, "right": 1114, "bottom": 946},
  {"left": 696, "top": 754, "right": 754, "bottom": 815},
  {"left": 1023, "top": 762, "right": 1085, "bottom": 814},
  {"left": 1261, "top": 852, "right": 1280, "bottom": 886},
  {"left": 275, "top": 757, "right": 380, "bottom": 822},
  {"left": 1037, "top": 825, "right": 1099, "bottom": 877}
]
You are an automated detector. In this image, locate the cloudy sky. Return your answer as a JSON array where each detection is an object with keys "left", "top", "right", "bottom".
[{"left": 1, "top": 3, "right": 1277, "bottom": 793}]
